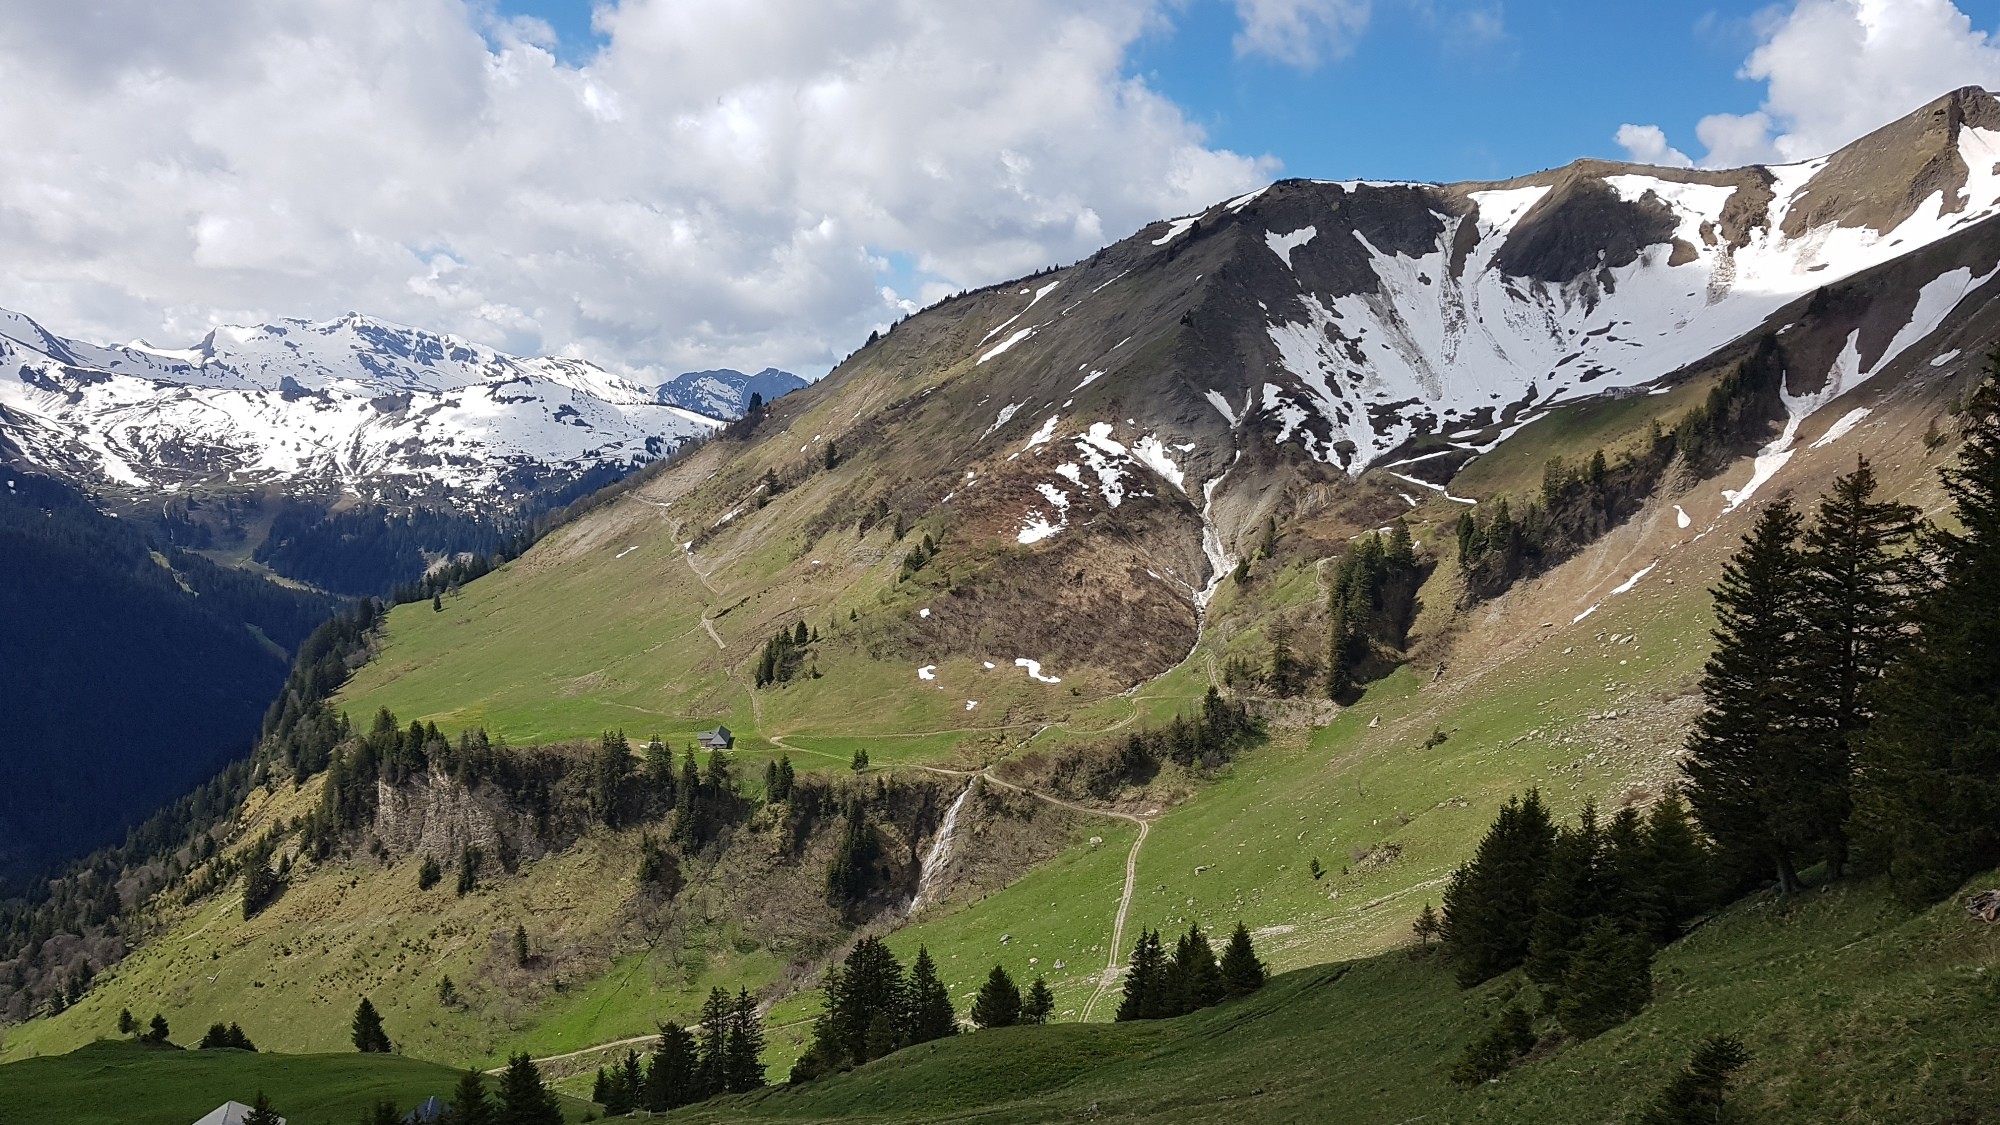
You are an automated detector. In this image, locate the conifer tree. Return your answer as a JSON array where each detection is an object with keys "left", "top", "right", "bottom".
[
  {"left": 1448, "top": 1001, "right": 1536, "bottom": 1085},
  {"left": 1525, "top": 801, "right": 1607, "bottom": 1000},
  {"left": 725, "top": 988, "right": 766, "bottom": 1092},
  {"left": 117, "top": 1008, "right": 135, "bottom": 1036},
  {"left": 242, "top": 1093, "right": 282, "bottom": 1125},
  {"left": 1169, "top": 924, "right": 1225, "bottom": 1013},
  {"left": 1682, "top": 501, "right": 1816, "bottom": 893},
  {"left": 1639, "top": 793, "right": 1713, "bottom": 942},
  {"left": 643, "top": 1022, "right": 698, "bottom": 1111},
  {"left": 1116, "top": 929, "right": 1167, "bottom": 1020},
  {"left": 200, "top": 1022, "right": 230, "bottom": 1049},
  {"left": 447, "top": 1069, "right": 493, "bottom": 1125},
  {"left": 1022, "top": 978, "right": 1055, "bottom": 1025},
  {"left": 970, "top": 965, "right": 1022, "bottom": 1028},
  {"left": 1638, "top": 1033, "right": 1752, "bottom": 1125},
  {"left": 496, "top": 1053, "right": 563, "bottom": 1125},
  {"left": 903, "top": 946, "right": 957, "bottom": 1044},
  {"left": 1856, "top": 372, "right": 2000, "bottom": 906},
  {"left": 1442, "top": 791, "right": 1558, "bottom": 986},
  {"left": 695, "top": 987, "right": 733, "bottom": 1098},
  {"left": 351, "top": 997, "right": 390, "bottom": 1053},
  {"left": 513, "top": 923, "right": 530, "bottom": 968},
  {"left": 1796, "top": 458, "right": 1923, "bottom": 877},
  {"left": 1220, "top": 922, "right": 1266, "bottom": 996},
  {"left": 147, "top": 1013, "right": 170, "bottom": 1044},
  {"left": 1555, "top": 920, "right": 1653, "bottom": 1039}
]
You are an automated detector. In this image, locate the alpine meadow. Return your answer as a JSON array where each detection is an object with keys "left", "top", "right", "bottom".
[{"left": 5, "top": 6, "right": 2000, "bottom": 1123}]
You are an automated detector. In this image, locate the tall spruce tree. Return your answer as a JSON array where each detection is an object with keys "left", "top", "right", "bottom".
[
  {"left": 241, "top": 1093, "right": 282, "bottom": 1125},
  {"left": 1638, "top": 1033, "right": 1752, "bottom": 1125},
  {"left": 1639, "top": 793, "right": 1713, "bottom": 942},
  {"left": 1022, "top": 978, "right": 1055, "bottom": 1025},
  {"left": 695, "top": 988, "right": 733, "bottom": 1098},
  {"left": 351, "top": 997, "right": 391, "bottom": 1053},
  {"left": 1116, "top": 929, "right": 1168, "bottom": 1020},
  {"left": 1856, "top": 372, "right": 2000, "bottom": 906},
  {"left": 1169, "top": 924, "right": 1225, "bottom": 1013},
  {"left": 1525, "top": 801, "right": 1608, "bottom": 1000},
  {"left": 1796, "top": 458, "right": 1923, "bottom": 878},
  {"left": 495, "top": 1053, "right": 562, "bottom": 1125},
  {"left": 1682, "top": 500, "right": 1817, "bottom": 893},
  {"left": 447, "top": 1069, "right": 494, "bottom": 1125},
  {"left": 1441, "top": 790, "right": 1558, "bottom": 986},
  {"left": 970, "top": 965, "right": 1022, "bottom": 1029},
  {"left": 1554, "top": 920, "right": 1653, "bottom": 1039},
  {"left": 903, "top": 946, "right": 957, "bottom": 1044},
  {"left": 725, "top": 989, "right": 766, "bottom": 1092},
  {"left": 643, "top": 1022, "right": 698, "bottom": 1111},
  {"left": 1219, "top": 922, "right": 1266, "bottom": 996}
]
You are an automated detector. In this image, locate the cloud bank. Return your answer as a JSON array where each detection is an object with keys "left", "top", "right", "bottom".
[
  {"left": 0, "top": 0, "right": 1278, "bottom": 379},
  {"left": 1618, "top": 0, "right": 2000, "bottom": 170}
]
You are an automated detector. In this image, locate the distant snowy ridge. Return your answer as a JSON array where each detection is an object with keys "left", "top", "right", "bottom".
[
  {"left": 0, "top": 308, "right": 722, "bottom": 502},
  {"left": 654, "top": 367, "right": 808, "bottom": 420}
]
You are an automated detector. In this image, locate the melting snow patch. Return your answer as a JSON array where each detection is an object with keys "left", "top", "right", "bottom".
[
  {"left": 1611, "top": 562, "right": 1658, "bottom": 596},
  {"left": 1130, "top": 434, "right": 1187, "bottom": 492},
  {"left": 1810, "top": 407, "right": 1871, "bottom": 449},
  {"left": 983, "top": 403, "right": 1023, "bottom": 439},
  {"left": 1225, "top": 186, "right": 1271, "bottom": 212},
  {"left": 1573, "top": 604, "right": 1601, "bottom": 625},
  {"left": 1399, "top": 492, "right": 1419, "bottom": 507},
  {"left": 1723, "top": 407, "right": 1806, "bottom": 512},
  {"left": 1386, "top": 471, "right": 1478, "bottom": 505},
  {"left": 979, "top": 327, "right": 1036, "bottom": 364},
  {"left": 1023, "top": 415, "right": 1059, "bottom": 450},
  {"left": 965, "top": 700, "right": 978, "bottom": 711},
  {"left": 917, "top": 665, "right": 937, "bottom": 681},
  {"left": 1015, "top": 659, "right": 1062, "bottom": 684},
  {"left": 1932, "top": 350, "right": 1962, "bottom": 367},
  {"left": 920, "top": 608, "right": 931, "bottom": 618},
  {"left": 1204, "top": 389, "right": 1238, "bottom": 425},
  {"left": 1266, "top": 226, "right": 1318, "bottom": 268},
  {"left": 1054, "top": 462, "right": 1083, "bottom": 485},
  {"left": 1073, "top": 370, "right": 1105, "bottom": 391},
  {"left": 1675, "top": 505, "right": 1691, "bottom": 529},
  {"left": 1018, "top": 483, "right": 1072, "bottom": 544},
  {"left": 1151, "top": 216, "right": 1199, "bottom": 245},
  {"left": 614, "top": 545, "right": 639, "bottom": 559},
  {"left": 983, "top": 661, "right": 996, "bottom": 669}
]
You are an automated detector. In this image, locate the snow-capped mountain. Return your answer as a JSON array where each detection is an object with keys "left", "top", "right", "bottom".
[
  {"left": 948, "top": 86, "right": 2000, "bottom": 502},
  {"left": 0, "top": 310, "right": 722, "bottom": 504},
  {"left": 655, "top": 367, "right": 809, "bottom": 420}
]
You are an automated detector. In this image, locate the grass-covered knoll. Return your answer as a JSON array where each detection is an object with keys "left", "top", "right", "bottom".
[
  {"left": 670, "top": 874, "right": 2000, "bottom": 1124},
  {"left": 0, "top": 1039, "right": 592, "bottom": 1124}
]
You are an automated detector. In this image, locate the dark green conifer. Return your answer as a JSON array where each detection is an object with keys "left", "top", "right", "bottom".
[
  {"left": 351, "top": 997, "right": 390, "bottom": 1053},
  {"left": 241, "top": 1093, "right": 282, "bottom": 1125},
  {"left": 1220, "top": 922, "right": 1265, "bottom": 996},
  {"left": 1116, "top": 929, "right": 1166, "bottom": 1020},
  {"left": 1856, "top": 372, "right": 2000, "bottom": 906},
  {"left": 1640, "top": 793, "right": 1713, "bottom": 942},
  {"left": 496, "top": 1053, "right": 562, "bottom": 1125},
  {"left": 1170, "top": 924, "right": 1225, "bottom": 1013},
  {"left": 642, "top": 1022, "right": 697, "bottom": 1111},
  {"left": 147, "top": 1013, "right": 170, "bottom": 1044},
  {"left": 1638, "top": 1033, "right": 1751, "bottom": 1125},
  {"left": 1525, "top": 801, "right": 1607, "bottom": 1000},
  {"left": 1022, "top": 977, "right": 1055, "bottom": 1025},
  {"left": 695, "top": 987, "right": 733, "bottom": 1098},
  {"left": 970, "top": 965, "right": 1022, "bottom": 1029},
  {"left": 1555, "top": 920, "right": 1653, "bottom": 1039},
  {"left": 1682, "top": 501, "right": 1816, "bottom": 893},
  {"left": 512, "top": 923, "right": 530, "bottom": 967},
  {"left": 1442, "top": 790, "right": 1558, "bottom": 986},
  {"left": 448, "top": 1069, "right": 493, "bottom": 1125},
  {"left": 725, "top": 988, "right": 766, "bottom": 1092},
  {"left": 903, "top": 945, "right": 957, "bottom": 1044}
]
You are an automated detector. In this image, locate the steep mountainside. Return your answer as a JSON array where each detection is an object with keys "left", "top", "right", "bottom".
[
  {"left": 656, "top": 367, "right": 810, "bottom": 420},
  {"left": 0, "top": 309, "right": 721, "bottom": 507}
]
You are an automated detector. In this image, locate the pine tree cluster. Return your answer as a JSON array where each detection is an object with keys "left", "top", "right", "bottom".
[
  {"left": 1672, "top": 384, "right": 2000, "bottom": 910},
  {"left": 196, "top": 1020, "right": 256, "bottom": 1050},
  {"left": 792, "top": 939, "right": 958, "bottom": 1082},
  {"left": 1441, "top": 793, "right": 1710, "bottom": 1038},
  {"left": 594, "top": 989, "right": 764, "bottom": 1111},
  {"left": 1325, "top": 521, "right": 1425, "bottom": 698},
  {"left": 1115, "top": 921, "right": 1264, "bottom": 1021}
]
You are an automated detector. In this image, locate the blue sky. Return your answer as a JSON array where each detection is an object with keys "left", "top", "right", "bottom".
[{"left": 496, "top": 0, "right": 1782, "bottom": 185}]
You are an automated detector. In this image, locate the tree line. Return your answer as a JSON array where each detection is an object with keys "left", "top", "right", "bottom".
[
  {"left": 1116, "top": 921, "right": 1266, "bottom": 1020},
  {"left": 592, "top": 987, "right": 766, "bottom": 1113}
]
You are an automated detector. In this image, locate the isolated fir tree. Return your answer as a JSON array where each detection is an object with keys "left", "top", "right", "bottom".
[
  {"left": 1449, "top": 1001, "right": 1536, "bottom": 1085},
  {"left": 903, "top": 945, "right": 957, "bottom": 1044},
  {"left": 1442, "top": 790, "right": 1558, "bottom": 986},
  {"left": 351, "top": 997, "right": 391, "bottom": 1053},
  {"left": 1638, "top": 1033, "right": 1752, "bottom": 1125},
  {"left": 1856, "top": 371, "right": 2000, "bottom": 906},
  {"left": 1795, "top": 457, "right": 1923, "bottom": 878},
  {"left": 1682, "top": 500, "right": 1816, "bottom": 893},
  {"left": 147, "top": 1013, "right": 171, "bottom": 1044},
  {"left": 1220, "top": 922, "right": 1266, "bottom": 996},
  {"left": 117, "top": 1008, "right": 135, "bottom": 1036},
  {"left": 970, "top": 965, "right": 1022, "bottom": 1029},
  {"left": 496, "top": 1053, "right": 562, "bottom": 1125},
  {"left": 1022, "top": 978, "right": 1055, "bottom": 1025},
  {"left": 1525, "top": 801, "right": 1608, "bottom": 1000},
  {"left": 513, "top": 923, "right": 530, "bottom": 968},
  {"left": 1555, "top": 920, "right": 1653, "bottom": 1039},
  {"left": 241, "top": 1093, "right": 282, "bottom": 1125},
  {"left": 725, "top": 989, "right": 766, "bottom": 1092},
  {"left": 200, "top": 1022, "right": 230, "bottom": 1049},
  {"left": 1116, "top": 929, "right": 1167, "bottom": 1020},
  {"left": 643, "top": 1022, "right": 698, "bottom": 1111},
  {"left": 447, "top": 1069, "right": 494, "bottom": 1125}
]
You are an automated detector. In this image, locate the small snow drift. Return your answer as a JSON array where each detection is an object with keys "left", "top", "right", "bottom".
[{"left": 1015, "top": 658, "right": 1062, "bottom": 684}]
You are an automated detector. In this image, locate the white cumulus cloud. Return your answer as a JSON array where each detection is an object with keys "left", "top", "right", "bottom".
[
  {"left": 1619, "top": 0, "right": 2000, "bottom": 169},
  {"left": 1614, "top": 123, "right": 1693, "bottom": 169},
  {"left": 0, "top": 0, "right": 1276, "bottom": 380}
]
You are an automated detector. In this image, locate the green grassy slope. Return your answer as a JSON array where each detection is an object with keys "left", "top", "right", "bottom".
[
  {"left": 671, "top": 874, "right": 2000, "bottom": 1124},
  {"left": 0, "top": 1040, "right": 593, "bottom": 1125}
]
